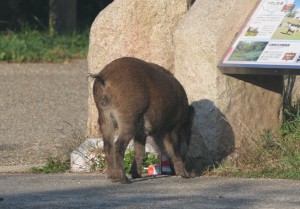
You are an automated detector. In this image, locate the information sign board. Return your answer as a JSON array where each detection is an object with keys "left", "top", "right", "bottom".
[{"left": 220, "top": 0, "right": 300, "bottom": 74}]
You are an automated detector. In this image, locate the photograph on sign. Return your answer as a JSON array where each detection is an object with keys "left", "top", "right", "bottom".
[{"left": 221, "top": 0, "right": 300, "bottom": 71}]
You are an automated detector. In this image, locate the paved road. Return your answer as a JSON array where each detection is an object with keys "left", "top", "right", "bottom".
[
  {"left": 0, "top": 173, "right": 299, "bottom": 209},
  {"left": 0, "top": 60, "right": 88, "bottom": 166}
]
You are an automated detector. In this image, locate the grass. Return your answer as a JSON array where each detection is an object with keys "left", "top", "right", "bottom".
[
  {"left": 31, "top": 157, "right": 70, "bottom": 174},
  {"left": 0, "top": 27, "right": 88, "bottom": 63},
  {"left": 206, "top": 106, "right": 300, "bottom": 180}
]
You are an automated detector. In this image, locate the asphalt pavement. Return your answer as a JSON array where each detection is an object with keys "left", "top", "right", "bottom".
[
  {"left": 0, "top": 60, "right": 88, "bottom": 166},
  {"left": 0, "top": 173, "right": 299, "bottom": 209}
]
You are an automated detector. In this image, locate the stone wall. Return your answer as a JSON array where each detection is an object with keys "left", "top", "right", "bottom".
[
  {"left": 174, "top": 0, "right": 283, "bottom": 170},
  {"left": 87, "top": 0, "right": 188, "bottom": 136}
]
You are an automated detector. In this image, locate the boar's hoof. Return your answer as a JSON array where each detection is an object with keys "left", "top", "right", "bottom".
[
  {"left": 107, "top": 170, "right": 129, "bottom": 183},
  {"left": 178, "top": 170, "right": 191, "bottom": 178},
  {"left": 131, "top": 173, "right": 142, "bottom": 179},
  {"left": 109, "top": 175, "right": 129, "bottom": 184}
]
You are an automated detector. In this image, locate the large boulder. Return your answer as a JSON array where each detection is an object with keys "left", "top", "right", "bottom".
[
  {"left": 87, "top": 0, "right": 283, "bottom": 172},
  {"left": 174, "top": 0, "right": 283, "bottom": 170},
  {"left": 87, "top": 0, "right": 188, "bottom": 137}
]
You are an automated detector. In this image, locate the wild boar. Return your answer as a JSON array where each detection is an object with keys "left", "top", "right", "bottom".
[{"left": 90, "top": 57, "right": 194, "bottom": 183}]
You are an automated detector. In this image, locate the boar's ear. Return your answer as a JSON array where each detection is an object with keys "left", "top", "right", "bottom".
[
  {"left": 98, "top": 76, "right": 105, "bottom": 86},
  {"left": 87, "top": 73, "right": 105, "bottom": 86}
]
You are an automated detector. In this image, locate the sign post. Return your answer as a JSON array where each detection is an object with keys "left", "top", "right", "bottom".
[{"left": 220, "top": 0, "right": 300, "bottom": 74}]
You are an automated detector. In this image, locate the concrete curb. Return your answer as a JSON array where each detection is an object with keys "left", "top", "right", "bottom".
[{"left": 0, "top": 165, "right": 43, "bottom": 173}]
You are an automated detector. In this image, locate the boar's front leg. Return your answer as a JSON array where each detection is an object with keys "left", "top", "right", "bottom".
[{"left": 163, "top": 130, "right": 190, "bottom": 178}]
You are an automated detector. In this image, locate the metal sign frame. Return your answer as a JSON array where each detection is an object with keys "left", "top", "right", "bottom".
[{"left": 220, "top": 0, "right": 300, "bottom": 75}]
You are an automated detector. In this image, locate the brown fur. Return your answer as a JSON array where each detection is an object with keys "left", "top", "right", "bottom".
[{"left": 91, "top": 57, "right": 194, "bottom": 183}]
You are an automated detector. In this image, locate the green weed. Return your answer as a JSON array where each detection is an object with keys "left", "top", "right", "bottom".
[
  {"left": 0, "top": 27, "right": 88, "bottom": 62},
  {"left": 142, "top": 151, "right": 160, "bottom": 168},
  {"left": 31, "top": 157, "right": 70, "bottom": 174},
  {"left": 124, "top": 149, "right": 160, "bottom": 174},
  {"left": 124, "top": 149, "right": 136, "bottom": 174}
]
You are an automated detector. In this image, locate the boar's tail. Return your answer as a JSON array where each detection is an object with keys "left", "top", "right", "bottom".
[{"left": 87, "top": 73, "right": 105, "bottom": 86}]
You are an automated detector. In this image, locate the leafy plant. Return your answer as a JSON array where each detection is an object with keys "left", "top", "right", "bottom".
[
  {"left": 124, "top": 149, "right": 136, "bottom": 174},
  {"left": 31, "top": 157, "right": 70, "bottom": 174},
  {"left": 124, "top": 149, "right": 160, "bottom": 174},
  {"left": 142, "top": 152, "right": 160, "bottom": 168}
]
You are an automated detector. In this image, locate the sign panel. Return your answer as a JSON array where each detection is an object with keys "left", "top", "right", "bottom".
[{"left": 220, "top": 0, "right": 300, "bottom": 74}]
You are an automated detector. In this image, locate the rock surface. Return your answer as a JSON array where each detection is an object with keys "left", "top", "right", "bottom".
[
  {"left": 87, "top": 0, "right": 188, "bottom": 137},
  {"left": 174, "top": 0, "right": 283, "bottom": 170}
]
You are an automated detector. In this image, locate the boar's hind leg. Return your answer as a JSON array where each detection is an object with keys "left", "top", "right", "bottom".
[
  {"left": 113, "top": 123, "right": 137, "bottom": 183},
  {"left": 98, "top": 115, "right": 116, "bottom": 181},
  {"left": 130, "top": 131, "right": 146, "bottom": 179},
  {"left": 163, "top": 131, "right": 190, "bottom": 178}
]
